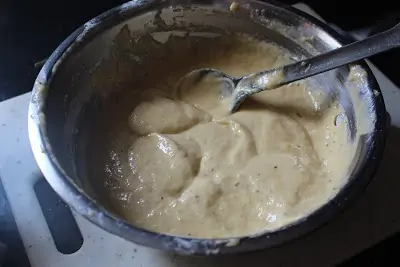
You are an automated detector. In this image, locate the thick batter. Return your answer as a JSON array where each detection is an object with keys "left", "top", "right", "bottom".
[{"left": 87, "top": 34, "right": 354, "bottom": 238}]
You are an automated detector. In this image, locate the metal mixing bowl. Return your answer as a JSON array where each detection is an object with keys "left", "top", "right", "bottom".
[{"left": 28, "top": 0, "right": 387, "bottom": 255}]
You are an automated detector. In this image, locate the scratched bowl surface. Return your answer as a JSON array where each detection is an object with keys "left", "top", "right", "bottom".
[{"left": 28, "top": 0, "right": 387, "bottom": 255}]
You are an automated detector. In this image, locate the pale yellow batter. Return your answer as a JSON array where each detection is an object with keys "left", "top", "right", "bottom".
[{"left": 87, "top": 34, "right": 354, "bottom": 238}]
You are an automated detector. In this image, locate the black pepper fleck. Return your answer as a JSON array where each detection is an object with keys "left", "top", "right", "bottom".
[
  {"left": 235, "top": 182, "right": 240, "bottom": 187},
  {"left": 274, "top": 165, "right": 278, "bottom": 169}
]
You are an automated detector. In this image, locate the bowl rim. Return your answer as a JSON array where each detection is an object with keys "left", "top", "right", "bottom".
[{"left": 28, "top": 0, "right": 387, "bottom": 255}]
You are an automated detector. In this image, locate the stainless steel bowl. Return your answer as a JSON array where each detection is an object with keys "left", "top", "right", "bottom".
[{"left": 28, "top": 0, "right": 387, "bottom": 255}]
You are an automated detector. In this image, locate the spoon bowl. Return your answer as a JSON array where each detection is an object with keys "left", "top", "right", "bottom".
[
  {"left": 175, "top": 68, "right": 235, "bottom": 98},
  {"left": 175, "top": 67, "right": 284, "bottom": 112}
]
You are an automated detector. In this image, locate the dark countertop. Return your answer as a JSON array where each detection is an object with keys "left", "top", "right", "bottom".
[
  {"left": 1, "top": 0, "right": 400, "bottom": 266},
  {"left": 0, "top": 0, "right": 399, "bottom": 101},
  {"left": 0, "top": 0, "right": 126, "bottom": 101}
]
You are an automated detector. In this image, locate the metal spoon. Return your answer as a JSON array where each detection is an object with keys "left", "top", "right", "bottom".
[{"left": 175, "top": 22, "right": 400, "bottom": 113}]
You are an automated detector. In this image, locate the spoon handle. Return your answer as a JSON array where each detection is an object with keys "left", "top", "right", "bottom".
[
  {"left": 231, "top": 23, "right": 400, "bottom": 112},
  {"left": 282, "top": 22, "right": 400, "bottom": 84}
]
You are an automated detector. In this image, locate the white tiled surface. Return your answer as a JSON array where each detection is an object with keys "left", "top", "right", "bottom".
[{"left": 1, "top": 3, "right": 400, "bottom": 267}]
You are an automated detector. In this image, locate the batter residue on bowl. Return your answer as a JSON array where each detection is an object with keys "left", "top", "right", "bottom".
[{"left": 86, "top": 33, "right": 355, "bottom": 238}]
